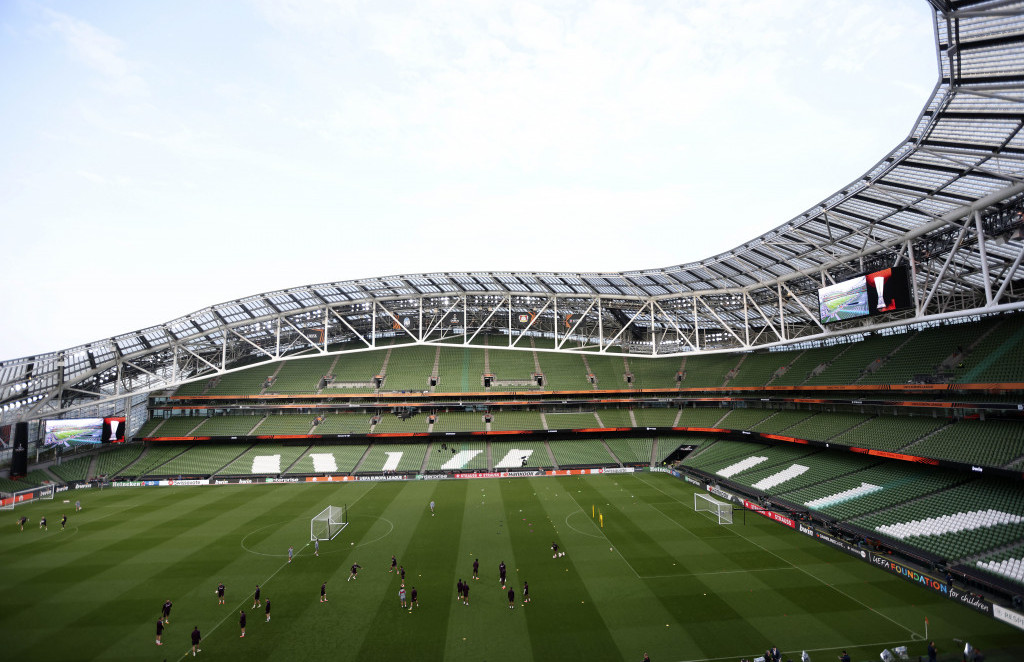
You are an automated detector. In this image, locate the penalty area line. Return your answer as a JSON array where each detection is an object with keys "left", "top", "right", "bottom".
[
  {"left": 178, "top": 484, "right": 379, "bottom": 659},
  {"left": 635, "top": 474, "right": 923, "bottom": 640}
]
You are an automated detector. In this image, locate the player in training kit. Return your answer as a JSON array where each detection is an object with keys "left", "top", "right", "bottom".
[
  {"left": 499, "top": 561, "right": 507, "bottom": 588},
  {"left": 190, "top": 626, "right": 201, "bottom": 656},
  {"left": 75, "top": 499, "right": 81, "bottom": 511},
  {"left": 162, "top": 599, "right": 173, "bottom": 624},
  {"left": 523, "top": 581, "right": 530, "bottom": 604},
  {"left": 239, "top": 610, "right": 246, "bottom": 637},
  {"left": 551, "top": 542, "right": 559, "bottom": 558},
  {"left": 288, "top": 546, "right": 294, "bottom": 563},
  {"left": 39, "top": 516, "right": 47, "bottom": 530},
  {"left": 507, "top": 587, "right": 515, "bottom": 609},
  {"left": 265, "top": 599, "right": 271, "bottom": 622},
  {"left": 156, "top": 617, "right": 165, "bottom": 645},
  {"left": 399, "top": 587, "right": 407, "bottom": 608},
  {"left": 456, "top": 579, "right": 463, "bottom": 601},
  {"left": 61, "top": 514, "right": 67, "bottom": 530},
  {"left": 462, "top": 582, "right": 470, "bottom": 605},
  {"left": 314, "top": 539, "right": 319, "bottom": 557},
  {"left": 348, "top": 563, "right": 362, "bottom": 581},
  {"left": 17, "top": 516, "right": 27, "bottom": 531},
  {"left": 389, "top": 555, "right": 397, "bottom": 573},
  {"left": 399, "top": 565, "right": 406, "bottom": 586},
  {"left": 320, "top": 582, "right": 328, "bottom": 602},
  {"left": 430, "top": 500, "right": 435, "bottom": 516},
  {"left": 253, "top": 585, "right": 261, "bottom": 608},
  {"left": 472, "top": 558, "right": 479, "bottom": 580},
  {"left": 409, "top": 586, "right": 418, "bottom": 609},
  {"left": 217, "top": 583, "right": 225, "bottom": 605}
]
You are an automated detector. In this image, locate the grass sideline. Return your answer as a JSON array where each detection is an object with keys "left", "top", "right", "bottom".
[{"left": 1, "top": 473, "right": 1021, "bottom": 661}]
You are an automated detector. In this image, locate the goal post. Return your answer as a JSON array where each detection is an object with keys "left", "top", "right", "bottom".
[
  {"left": 694, "top": 492, "right": 733, "bottom": 525},
  {"left": 310, "top": 504, "right": 348, "bottom": 541}
]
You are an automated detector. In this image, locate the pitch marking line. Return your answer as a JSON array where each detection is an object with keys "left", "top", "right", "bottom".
[
  {"left": 636, "top": 474, "right": 923, "bottom": 640},
  {"left": 179, "top": 484, "right": 378, "bottom": 660},
  {"left": 565, "top": 489, "right": 642, "bottom": 579}
]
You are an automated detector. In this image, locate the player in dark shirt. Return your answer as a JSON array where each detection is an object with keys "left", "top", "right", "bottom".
[
  {"left": 18, "top": 516, "right": 27, "bottom": 531},
  {"left": 217, "top": 583, "right": 225, "bottom": 605},
  {"left": 838, "top": 651, "right": 851, "bottom": 662},
  {"left": 156, "top": 618, "right": 165, "bottom": 645},
  {"left": 507, "top": 587, "right": 515, "bottom": 609},
  {"left": 61, "top": 514, "right": 67, "bottom": 530},
  {"left": 265, "top": 599, "right": 271, "bottom": 622},
  {"left": 499, "top": 561, "right": 507, "bottom": 588},
  {"left": 253, "top": 584, "right": 261, "bottom": 608},
  {"left": 398, "top": 565, "right": 405, "bottom": 586},
  {"left": 523, "top": 580, "right": 530, "bottom": 604},
  {"left": 320, "top": 581, "right": 328, "bottom": 603},
  {"left": 457, "top": 579, "right": 464, "bottom": 602},
  {"left": 472, "top": 558, "right": 479, "bottom": 580},
  {"left": 162, "top": 599, "right": 173, "bottom": 623},
  {"left": 348, "top": 563, "right": 362, "bottom": 581},
  {"left": 390, "top": 555, "right": 397, "bottom": 573},
  {"left": 551, "top": 542, "right": 559, "bottom": 558},
  {"left": 39, "top": 516, "right": 47, "bottom": 530},
  {"left": 927, "top": 641, "right": 937, "bottom": 662},
  {"left": 190, "top": 626, "right": 201, "bottom": 656},
  {"left": 239, "top": 610, "right": 246, "bottom": 637},
  {"left": 462, "top": 582, "right": 470, "bottom": 605},
  {"left": 410, "top": 586, "right": 418, "bottom": 609}
]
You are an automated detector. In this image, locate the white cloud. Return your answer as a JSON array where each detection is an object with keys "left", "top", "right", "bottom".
[{"left": 43, "top": 8, "right": 145, "bottom": 96}]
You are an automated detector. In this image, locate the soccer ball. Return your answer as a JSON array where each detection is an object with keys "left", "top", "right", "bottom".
[{"left": 350, "top": 542, "right": 354, "bottom": 546}]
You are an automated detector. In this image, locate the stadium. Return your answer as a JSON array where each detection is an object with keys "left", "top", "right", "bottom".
[{"left": 2, "top": 2, "right": 1024, "bottom": 661}]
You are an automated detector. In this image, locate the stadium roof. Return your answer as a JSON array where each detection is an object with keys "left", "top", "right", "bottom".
[{"left": 2, "top": 0, "right": 1024, "bottom": 423}]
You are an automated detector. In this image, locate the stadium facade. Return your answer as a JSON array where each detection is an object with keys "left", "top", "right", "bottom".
[{"left": 1, "top": 1, "right": 1023, "bottom": 427}]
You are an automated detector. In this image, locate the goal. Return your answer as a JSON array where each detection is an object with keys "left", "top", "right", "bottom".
[
  {"left": 1, "top": 484, "right": 55, "bottom": 510},
  {"left": 694, "top": 492, "right": 733, "bottom": 525},
  {"left": 310, "top": 504, "right": 348, "bottom": 541}
]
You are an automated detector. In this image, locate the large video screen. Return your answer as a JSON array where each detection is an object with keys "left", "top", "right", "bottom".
[
  {"left": 865, "top": 266, "right": 912, "bottom": 314},
  {"left": 818, "top": 276, "right": 869, "bottom": 323},
  {"left": 44, "top": 418, "right": 104, "bottom": 446},
  {"left": 103, "top": 417, "right": 127, "bottom": 443}
]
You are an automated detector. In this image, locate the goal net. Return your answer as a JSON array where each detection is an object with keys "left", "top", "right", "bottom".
[
  {"left": 310, "top": 504, "right": 348, "bottom": 541},
  {"left": 694, "top": 492, "right": 733, "bottom": 525},
  {"left": 1, "top": 484, "right": 55, "bottom": 510}
]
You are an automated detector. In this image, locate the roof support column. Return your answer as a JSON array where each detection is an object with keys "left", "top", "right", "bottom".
[
  {"left": 921, "top": 216, "right": 971, "bottom": 313},
  {"left": 907, "top": 239, "right": 922, "bottom": 316},
  {"left": 974, "top": 210, "right": 993, "bottom": 306},
  {"left": 692, "top": 295, "right": 699, "bottom": 350},
  {"left": 993, "top": 244, "right": 1024, "bottom": 305}
]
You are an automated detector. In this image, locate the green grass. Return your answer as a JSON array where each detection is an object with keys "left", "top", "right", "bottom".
[{"left": 1, "top": 474, "right": 1020, "bottom": 661}]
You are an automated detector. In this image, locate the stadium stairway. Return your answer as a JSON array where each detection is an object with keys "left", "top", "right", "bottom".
[
  {"left": 543, "top": 441, "right": 559, "bottom": 469},
  {"left": 419, "top": 442, "right": 433, "bottom": 473},
  {"left": 958, "top": 538, "right": 1024, "bottom": 567},
  {"left": 350, "top": 445, "right": 373, "bottom": 474},
  {"left": 961, "top": 322, "right": 1024, "bottom": 383},
  {"left": 600, "top": 439, "right": 624, "bottom": 466},
  {"left": 854, "top": 332, "right": 918, "bottom": 383},
  {"left": 86, "top": 453, "right": 99, "bottom": 480},
  {"left": 280, "top": 444, "right": 313, "bottom": 474},
  {"left": 846, "top": 475, "right": 974, "bottom": 526}
]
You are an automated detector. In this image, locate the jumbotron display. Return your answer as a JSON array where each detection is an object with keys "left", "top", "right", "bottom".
[
  {"left": 818, "top": 266, "right": 912, "bottom": 324},
  {"left": 44, "top": 417, "right": 126, "bottom": 446}
]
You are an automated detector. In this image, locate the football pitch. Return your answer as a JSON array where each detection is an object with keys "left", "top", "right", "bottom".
[{"left": 2, "top": 473, "right": 1021, "bottom": 661}]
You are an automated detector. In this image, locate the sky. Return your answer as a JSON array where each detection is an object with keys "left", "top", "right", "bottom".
[{"left": 0, "top": 0, "right": 937, "bottom": 360}]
